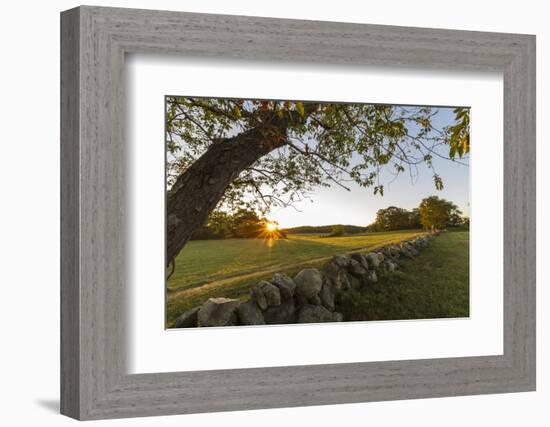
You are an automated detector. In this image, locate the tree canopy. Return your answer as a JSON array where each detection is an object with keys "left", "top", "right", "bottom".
[
  {"left": 418, "top": 196, "right": 464, "bottom": 231},
  {"left": 369, "top": 197, "right": 466, "bottom": 232},
  {"left": 167, "top": 98, "right": 469, "bottom": 214},
  {"left": 190, "top": 208, "right": 284, "bottom": 240},
  {"left": 371, "top": 206, "right": 421, "bottom": 231}
]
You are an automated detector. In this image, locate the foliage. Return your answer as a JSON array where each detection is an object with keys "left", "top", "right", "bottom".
[
  {"left": 166, "top": 97, "right": 470, "bottom": 216},
  {"left": 446, "top": 107, "right": 470, "bottom": 159},
  {"left": 232, "top": 209, "right": 266, "bottom": 238},
  {"left": 369, "top": 198, "right": 466, "bottom": 231},
  {"left": 418, "top": 196, "right": 463, "bottom": 231},
  {"left": 190, "top": 208, "right": 270, "bottom": 240},
  {"left": 371, "top": 206, "right": 421, "bottom": 231},
  {"left": 190, "top": 210, "right": 233, "bottom": 240}
]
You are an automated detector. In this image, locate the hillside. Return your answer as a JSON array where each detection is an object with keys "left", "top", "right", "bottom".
[{"left": 283, "top": 224, "right": 368, "bottom": 235}]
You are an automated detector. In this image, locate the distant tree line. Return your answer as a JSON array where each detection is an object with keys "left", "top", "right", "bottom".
[
  {"left": 368, "top": 206, "right": 421, "bottom": 231},
  {"left": 190, "top": 196, "right": 467, "bottom": 240},
  {"left": 283, "top": 224, "right": 368, "bottom": 235},
  {"left": 190, "top": 208, "right": 286, "bottom": 240},
  {"left": 369, "top": 196, "right": 467, "bottom": 232}
]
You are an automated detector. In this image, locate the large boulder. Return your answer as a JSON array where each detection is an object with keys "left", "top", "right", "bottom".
[
  {"left": 331, "top": 254, "right": 351, "bottom": 268},
  {"left": 294, "top": 268, "right": 323, "bottom": 299},
  {"left": 333, "top": 312, "right": 344, "bottom": 322},
  {"left": 320, "top": 280, "right": 336, "bottom": 311},
  {"left": 401, "top": 246, "right": 413, "bottom": 258},
  {"left": 403, "top": 242, "right": 418, "bottom": 256},
  {"left": 197, "top": 298, "right": 240, "bottom": 327},
  {"left": 366, "top": 270, "right": 378, "bottom": 284},
  {"left": 236, "top": 300, "right": 265, "bottom": 325},
  {"left": 309, "top": 294, "right": 322, "bottom": 305},
  {"left": 297, "top": 304, "right": 335, "bottom": 324},
  {"left": 338, "top": 271, "right": 352, "bottom": 291},
  {"left": 264, "top": 300, "right": 296, "bottom": 324},
  {"left": 365, "top": 252, "right": 381, "bottom": 269},
  {"left": 295, "top": 293, "right": 309, "bottom": 307},
  {"left": 347, "top": 259, "right": 367, "bottom": 277},
  {"left": 260, "top": 281, "right": 281, "bottom": 306},
  {"left": 377, "top": 252, "right": 385, "bottom": 262},
  {"left": 325, "top": 268, "right": 351, "bottom": 291},
  {"left": 322, "top": 261, "right": 341, "bottom": 279},
  {"left": 172, "top": 306, "right": 200, "bottom": 328},
  {"left": 389, "top": 245, "right": 401, "bottom": 258},
  {"left": 250, "top": 286, "right": 268, "bottom": 310},
  {"left": 350, "top": 252, "right": 369, "bottom": 270},
  {"left": 380, "top": 246, "right": 392, "bottom": 258},
  {"left": 270, "top": 273, "right": 296, "bottom": 300},
  {"left": 383, "top": 260, "right": 397, "bottom": 273}
]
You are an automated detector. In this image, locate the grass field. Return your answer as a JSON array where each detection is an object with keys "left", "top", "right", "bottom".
[
  {"left": 166, "top": 229, "right": 428, "bottom": 325},
  {"left": 338, "top": 230, "right": 469, "bottom": 321}
]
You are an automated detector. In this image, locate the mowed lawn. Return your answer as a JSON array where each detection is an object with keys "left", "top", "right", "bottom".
[
  {"left": 166, "top": 229, "right": 426, "bottom": 325},
  {"left": 339, "top": 230, "right": 470, "bottom": 321}
]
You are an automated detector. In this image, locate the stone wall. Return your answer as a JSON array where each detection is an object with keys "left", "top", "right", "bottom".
[{"left": 172, "top": 233, "right": 439, "bottom": 328}]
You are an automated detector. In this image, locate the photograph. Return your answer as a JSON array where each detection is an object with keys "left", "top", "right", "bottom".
[{"left": 165, "top": 97, "right": 470, "bottom": 328}]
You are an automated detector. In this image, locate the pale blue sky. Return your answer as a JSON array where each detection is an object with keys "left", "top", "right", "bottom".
[{"left": 269, "top": 106, "right": 470, "bottom": 228}]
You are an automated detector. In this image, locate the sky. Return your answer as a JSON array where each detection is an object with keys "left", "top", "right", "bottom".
[{"left": 267, "top": 107, "right": 470, "bottom": 228}]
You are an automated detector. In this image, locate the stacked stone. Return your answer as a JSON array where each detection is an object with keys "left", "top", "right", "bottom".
[{"left": 173, "top": 233, "right": 437, "bottom": 328}]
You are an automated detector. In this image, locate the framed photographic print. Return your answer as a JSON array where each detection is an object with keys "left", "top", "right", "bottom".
[
  {"left": 61, "top": 6, "right": 536, "bottom": 420},
  {"left": 163, "top": 96, "right": 471, "bottom": 329}
]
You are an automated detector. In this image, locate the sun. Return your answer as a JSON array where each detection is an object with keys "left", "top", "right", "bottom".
[{"left": 265, "top": 222, "right": 277, "bottom": 232}]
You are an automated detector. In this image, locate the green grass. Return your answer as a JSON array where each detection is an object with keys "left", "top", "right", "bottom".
[
  {"left": 166, "top": 229, "right": 426, "bottom": 326},
  {"left": 337, "top": 231, "right": 469, "bottom": 321},
  {"left": 168, "top": 229, "right": 425, "bottom": 292}
]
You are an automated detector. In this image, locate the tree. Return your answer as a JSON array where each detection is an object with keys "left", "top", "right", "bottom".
[
  {"left": 446, "top": 107, "right": 470, "bottom": 159},
  {"left": 373, "top": 206, "right": 412, "bottom": 231},
  {"left": 418, "top": 196, "right": 462, "bottom": 231},
  {"left": 165, "top": 98, "right": 470, "bottom": 266},
  {"left": 190, "top": 210, "right": 233, "bottom": 240},
  {"left": 231, "top": 208, "right": 266, "bottom": 238},
  {"left": 409, "top": 208, "right": 422, "bottom": 229},
  {"left": 190, "top": 208, "right": 279, "bottom": 240},
  {"left": 371, "top": 206, "right": 422, "bottom": 231}
]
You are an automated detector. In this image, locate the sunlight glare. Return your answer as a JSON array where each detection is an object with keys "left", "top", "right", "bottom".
[{"left": 266, "top": 222, "right": 277, "bottom": 232}]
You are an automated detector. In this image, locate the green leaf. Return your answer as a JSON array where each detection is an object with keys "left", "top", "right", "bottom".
[
  {"left": 232, "top": 105, "right": 241, "bottom": 119},
  {"left": 296, "top": 101, "right": 305, "bottom": 117},
  {"left": 449, "top": 145, "right": 457, "bottom": 158},
  {"left": 433, "top": 174, "right": 444, "bottom": 190}
]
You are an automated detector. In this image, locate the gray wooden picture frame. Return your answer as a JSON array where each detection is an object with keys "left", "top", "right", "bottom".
[{"left": 60, "top": 5, "right": 536, "bottom": 420}]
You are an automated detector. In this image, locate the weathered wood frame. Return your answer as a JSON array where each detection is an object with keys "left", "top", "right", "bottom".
[{"left": 60, "top": 5, "right": 536, "bottom": 420}]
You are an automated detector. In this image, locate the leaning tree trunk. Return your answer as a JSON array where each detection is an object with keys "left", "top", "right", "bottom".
[{"left": 166, "top": 127, "right": 285, "bottom": 266}]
